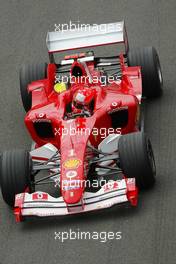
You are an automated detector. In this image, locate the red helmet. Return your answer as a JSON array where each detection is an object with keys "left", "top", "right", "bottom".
[{"left": 73, "top": 87, "right": 95, "bottom": 110}]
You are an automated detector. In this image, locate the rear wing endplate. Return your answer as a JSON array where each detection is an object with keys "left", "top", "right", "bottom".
[{"left": 46, "top": 21, "right": 128, "bottom": 54}]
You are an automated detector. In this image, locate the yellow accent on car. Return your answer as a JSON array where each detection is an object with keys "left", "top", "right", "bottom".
[
  {"left": 63, "top": 158, "right": 81, "bottom": 169},
  {"left": 54, "top": 82, "right": 67, "bottom": 93}
]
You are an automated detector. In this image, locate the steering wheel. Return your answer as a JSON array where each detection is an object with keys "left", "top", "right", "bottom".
[{"left": 71, "top": 111, "right": 91, "bottom": 118}]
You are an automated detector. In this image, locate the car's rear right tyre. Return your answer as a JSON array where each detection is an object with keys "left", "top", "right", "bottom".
[
  {"left": 0, "top": 149, "right": 32, "bottom": 206},
  {"left": 19, "top": 63, "right": 47, "bottom": 112},
  {"left": 118, "top": 132, "right": 156, "bottom": 189}
]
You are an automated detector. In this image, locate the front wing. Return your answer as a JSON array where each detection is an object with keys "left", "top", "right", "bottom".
[{"left": 14, "top": 179, "right": 138, "bottom": 222}]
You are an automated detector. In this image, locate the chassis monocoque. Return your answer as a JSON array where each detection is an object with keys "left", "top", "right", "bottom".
[{"left": 0, "top": 22, "right": 163, "bottom": 221}]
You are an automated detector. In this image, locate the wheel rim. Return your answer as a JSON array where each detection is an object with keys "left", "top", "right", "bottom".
[
  {"left": 158, "top": 66, "right": 162, "bottom": 84},
  {"left": 147, "top": 139, "right": 156, "bottom": 176},
  {"left": 156, "top": 53, "right": 163, "bottom": 87}
]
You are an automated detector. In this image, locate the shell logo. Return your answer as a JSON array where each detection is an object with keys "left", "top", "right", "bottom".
[{"left": 63, "top": 158, "right": 81, "bottom": 169}]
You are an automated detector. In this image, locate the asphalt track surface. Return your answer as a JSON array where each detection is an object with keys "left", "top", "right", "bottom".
[{"left": 0, "top": 1, "right": 176, "bottom": 264}]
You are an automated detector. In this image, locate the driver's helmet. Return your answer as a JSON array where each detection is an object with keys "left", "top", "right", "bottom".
[{"left": 73, "top": 87, "right": 95, "bottom": 111}]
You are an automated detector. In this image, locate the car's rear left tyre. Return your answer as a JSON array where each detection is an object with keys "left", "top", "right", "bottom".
[
  {"left": 19, "top": 63, "right": 47, "bottom": 112},
  {"left": 128, "top": 46, "right": 163, "bottom": 98},
  {"left": 118, "top": 132, "right": 156, "bottom": 189},
  {"left": 0, "top": 149, "right": 32, "bottom": 206}
]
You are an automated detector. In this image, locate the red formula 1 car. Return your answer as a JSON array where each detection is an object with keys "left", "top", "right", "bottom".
[{"left": 0, "top": 22, "right": 163, "bottom": 221}]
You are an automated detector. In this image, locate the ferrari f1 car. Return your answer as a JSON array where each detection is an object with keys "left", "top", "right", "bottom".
[{"left": 0, "top": 22, "right": 163, "bottom": 221}]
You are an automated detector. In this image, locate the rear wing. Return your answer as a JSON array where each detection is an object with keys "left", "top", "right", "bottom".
[{"left": 46, "top": 21, "right": 128, "bottom": 54}]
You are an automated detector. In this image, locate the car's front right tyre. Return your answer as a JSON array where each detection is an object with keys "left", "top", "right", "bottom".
[{"left": 0, "top": 149, "right": 32, "bottom": 206}]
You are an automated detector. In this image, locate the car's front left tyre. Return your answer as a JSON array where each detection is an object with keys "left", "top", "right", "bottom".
[{"left": 118, "top": 132, "right": 156, "bottom": 189}]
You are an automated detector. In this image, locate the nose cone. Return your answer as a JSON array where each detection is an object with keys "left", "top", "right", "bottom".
[
  {"left": 59, "top": 117, "right": 96, "bottom": 205},
  {"left": 63, "top": 186, "right": 84, "bottom": 204},
  {"left": 61, "top": 159, "right": 85, "bottom": 204}
]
